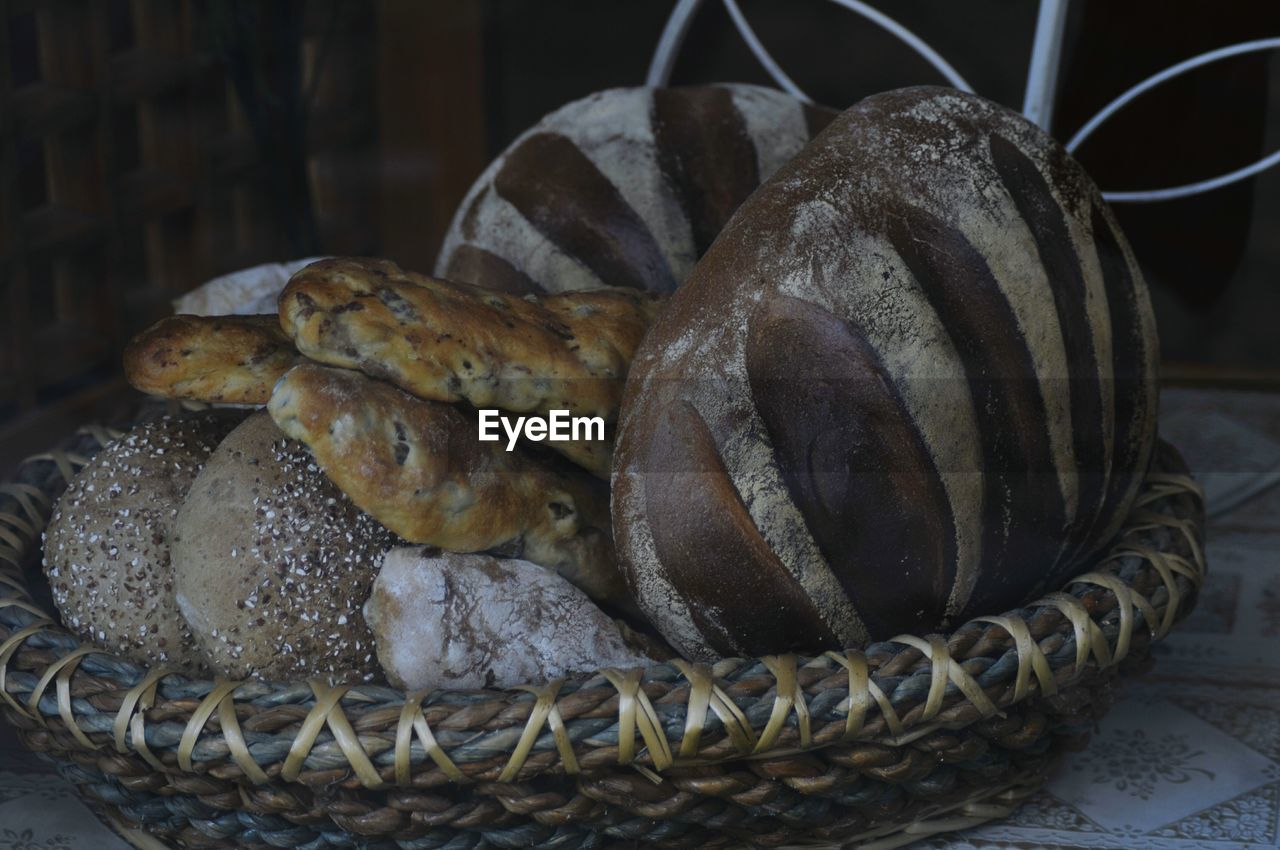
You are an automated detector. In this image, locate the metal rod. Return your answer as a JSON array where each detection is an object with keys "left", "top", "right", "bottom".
[
  {"left": 1102, "top": 147, "right": 1280, "bottom": 204},
  {"left": 1068, "top": 36, "right": 1280, "bottom": 152},
  {"left": 723, "top": 0, "right": 810, "bottom": 101},
  {"left": 647, "top": 0, "right": 708, "bottom": 87},
  {"left": 1022, "top": 0, "right": 1070, "bottom": 129},
  {"left": 1067, "top": 37, "right": 1280, "bottom": 202},
  {"left": 824, "top": 0, "right": 973, "bottom": 93}
]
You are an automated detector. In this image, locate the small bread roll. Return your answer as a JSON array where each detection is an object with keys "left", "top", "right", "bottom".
[
  {"left": 365, "top": 548, "right": 652, "bottom": 690},
  {"left": 173, "top": 412, "right": 396, "bottom": 682},
  {"left": 43, "top": 411, "right": 244, "bottom": 674}
]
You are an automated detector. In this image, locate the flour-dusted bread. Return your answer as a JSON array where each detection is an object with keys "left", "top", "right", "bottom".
[
  {"left": 43, "top": 411, "right": 244, "bottom": 673},
  {"left": 172, "top": 256, "right": 326, "bottom": 316},
  {"left": 614, "top": 87, "right": 1159, "bottom": 661},
  {"left": 365, "top": 548, "right": 653, "bottom": 690},
  {"left": 172, "top": 412, "right": 396, "bottom": 682},
  {"left": 124, "top": 314, "right": 303, "bottom": 405},
  {"left": 437, "top": 85, "right": 834, "bottom": 294}
]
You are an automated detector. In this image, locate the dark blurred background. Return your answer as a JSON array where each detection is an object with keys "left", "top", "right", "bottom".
[{"left": 3, "top": 0, "right": 1279, "bottom": 473}]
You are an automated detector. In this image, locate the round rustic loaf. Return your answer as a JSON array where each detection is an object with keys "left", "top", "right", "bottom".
[
  {"left": 614, "top": 87, "right": 1159, "bottom": 661},
  {"left": 172, "top": 411, "right": 396, "bottom": 682},
  {"left": 43, "top": 411, "right": 244, "bottom": 674},
  {"left": 436, "top": 84, "right": 833, "bottom": 294}
]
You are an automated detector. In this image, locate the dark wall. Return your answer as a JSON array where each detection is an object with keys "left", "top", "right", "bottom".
[
  {"left": 479, "top": 0, "right": 1280, "bottom": 374},
  {"left": 479, "top": 1, "right": 1039, "bottom": 150}
]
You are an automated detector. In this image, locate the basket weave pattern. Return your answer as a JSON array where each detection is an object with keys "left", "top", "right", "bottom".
[{"left": 0, "top": 426, "right": 1205, "bottom": 850}]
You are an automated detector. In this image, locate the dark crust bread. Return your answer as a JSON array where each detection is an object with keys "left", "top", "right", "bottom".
[
  {"left": 277, "top": 257, "right": 665, "bottom": 477},
  {"left": 124, "top": 314, "right": 302, "bottom": 404},
  {"left": 614, "top": 86, "right": 1159, "bottom": 660},
  {"left": 437, "top": 85, "right": 836, "bottom": 296},
  {"left": 266, "top": 362, "right": 629, "bottom": 611}
]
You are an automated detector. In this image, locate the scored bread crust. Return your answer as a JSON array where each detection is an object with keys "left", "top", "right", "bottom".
[
  {"left": 124, "top": 314, "right": 303, "bottom": 404},
  {"left": 267, "top": 362, "right": 628, "bottom": 611},
  {"left": 277, "top": 257, "right": 665, "bottom": 477}
]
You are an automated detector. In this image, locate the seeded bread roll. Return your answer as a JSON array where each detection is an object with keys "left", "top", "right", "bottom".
[
  {"left": 172, "top": 412, "right": 396, "bottom": 682},
  {"left": 43, "top": 411, "right": 244, "bottom": 674}
]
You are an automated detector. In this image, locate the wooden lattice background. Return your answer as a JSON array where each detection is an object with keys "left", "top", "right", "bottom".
[{"left": 0, "top": 0, "right": 381, "bottom": 468}]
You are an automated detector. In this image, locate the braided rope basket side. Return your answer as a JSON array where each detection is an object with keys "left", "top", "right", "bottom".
[{"left": 0, "top": 423, "right": 1205, "bottom": 850}]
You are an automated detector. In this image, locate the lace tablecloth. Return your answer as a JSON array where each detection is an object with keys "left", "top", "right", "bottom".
[{"left": 2, "top": 386, "right": 1279, "bottom": 850}]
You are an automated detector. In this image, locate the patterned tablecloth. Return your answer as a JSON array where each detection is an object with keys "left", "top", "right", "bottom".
[{"left": 2, "top": 386, "right": 1279, "bottom": 850}]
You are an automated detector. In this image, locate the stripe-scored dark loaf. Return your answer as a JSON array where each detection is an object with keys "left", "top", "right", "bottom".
[
  {"left": 436, "top": 85, "right": 834, "bottom": 294},
  {"left": 613, "top": 87, "right": 1159, "bottom": 662}
]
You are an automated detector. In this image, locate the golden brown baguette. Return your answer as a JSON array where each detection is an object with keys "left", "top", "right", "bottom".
[
  {"left": 124, "top": 314, "right": 302, "bottom": 404},
  {"left": 277, "top": 257, "right": 664, "bottom": 477}
]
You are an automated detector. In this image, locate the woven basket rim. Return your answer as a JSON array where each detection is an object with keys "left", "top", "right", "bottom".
[{"left": 0, "top": 421, "right": 1206, "bottom": 792}]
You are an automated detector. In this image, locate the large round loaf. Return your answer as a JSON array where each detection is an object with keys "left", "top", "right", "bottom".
[
  {"left": 436, "top": 85, "right": 833, "bottom": 294},
  {"left": 614, "top": 87, "right": 1159, "bottom": 661}
]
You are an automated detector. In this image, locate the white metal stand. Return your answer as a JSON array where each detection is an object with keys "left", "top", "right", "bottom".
[{"left": 646, "top": 0, "right": 1280, "bottom": 204}]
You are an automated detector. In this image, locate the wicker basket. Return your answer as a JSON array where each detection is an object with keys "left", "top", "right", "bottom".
[{"left": 0, "top": 420, "right": 1205, "bottom": 850}]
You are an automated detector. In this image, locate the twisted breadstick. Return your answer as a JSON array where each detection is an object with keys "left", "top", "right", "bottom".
[
  {"left": 278, "top": 257, "right": 664, "bottom": 476},
  {"left": 124, "top": 314, "right": 302, "bottom": 404},
  {"left": 267, "top": 363, "right": 628, "bottom": 611}
]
